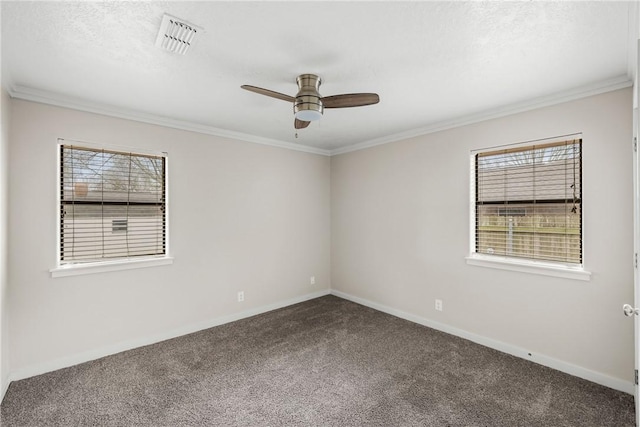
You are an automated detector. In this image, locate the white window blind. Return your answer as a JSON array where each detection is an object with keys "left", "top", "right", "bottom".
[
  {"left": 60, "top": 144, "right": 166, "bottom": 264},
  {"left": 474, "top": 139, "right": 582, "bottom": 265}
]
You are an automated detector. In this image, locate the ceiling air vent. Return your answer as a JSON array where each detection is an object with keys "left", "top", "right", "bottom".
[{"left": 155, "top": 14, "right": 199, "bottom": 55}]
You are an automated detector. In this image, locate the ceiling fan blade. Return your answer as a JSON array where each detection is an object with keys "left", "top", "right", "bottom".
[
  {"left": 241, "top": 85, "right": 295, "bottom": 103},
  {"left": 322, "top": 93, "right": 380, "bottom": 108},
  {"left": 295, "top": 118, "right": 310, "bottom": 129}
]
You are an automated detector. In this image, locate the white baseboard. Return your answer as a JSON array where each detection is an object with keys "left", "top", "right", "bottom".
[
  {"left": 1, "top": 374, "right": 8, "bottom": 403},
  {"left": 8, "top": 289, "right": 331, "bottom": 384},
  {"left": 6, "top": 288, "right": 633, "bottom": 397},
  {"left": 330, "top": 289, "right": 634, "bottom": 395}
]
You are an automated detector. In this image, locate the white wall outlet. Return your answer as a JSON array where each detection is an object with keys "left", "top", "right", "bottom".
[
  {"left": 310, "top": 276, "right": 316, "bottom": 285},
  {"left": 237, "top": 291, "right": 244, "bottom": 302},
  {"left": 435, "top": 299, "right": 443, "bottom": 311}
]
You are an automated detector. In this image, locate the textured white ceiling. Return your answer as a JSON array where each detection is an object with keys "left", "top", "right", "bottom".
[{"left": 1, "top": 1, "right": 634, "bottom": 153}]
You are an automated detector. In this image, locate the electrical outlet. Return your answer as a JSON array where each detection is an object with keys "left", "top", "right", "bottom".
[
  {"left": 237, "top": 291, "right": 244, "bottom": 302},
  {"left": 435, "top": 299, "right": 443, "bottom": 311},
  {"left": 310, "top": 276, "right": 316, "bottom": 285}
]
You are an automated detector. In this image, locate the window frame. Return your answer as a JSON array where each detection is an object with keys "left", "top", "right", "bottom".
[
  {"left": 466, "top": 134, "right": 590, "bottom": 281},
  {"left": 51, "top": 139, "right": 173, "bottom": 277}
]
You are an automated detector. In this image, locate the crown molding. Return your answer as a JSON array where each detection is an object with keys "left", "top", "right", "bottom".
[
  {"left": 330, "top": 75, "right": 633, "bottom": 156},
  {"left": 7, "top": 75, "right": 633, "bottom": 159},
  {"left": 6, "top": 84, "right": 332, "bottom": 157}
]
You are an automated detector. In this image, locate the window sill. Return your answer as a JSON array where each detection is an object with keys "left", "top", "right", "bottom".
[
  {"left": 50, "top": 256, "right": 174, "bottom": 278},
  {"left": 465, "top": 254, "right": 591, "bottom": 281}
]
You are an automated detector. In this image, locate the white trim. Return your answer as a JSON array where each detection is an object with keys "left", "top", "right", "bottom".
[
  {"left": 7, "top": 85, "right": 331, "bottom": 157},
  {"left": 50, "top": 256, "right": 174, "bottom": 278},
  {"left": 6, "top": 77, "right": 631, "bottom": 158},
  {"left": 165, "top": 155, "right": 171, "bottom": 267},
  {"left": 330, "top": 76, "right": 632, "bottom": 156},
  {"left": 466, "top": 134, "right": 589, "bottom": 281},
  {"left": 6, "top": 288, "right": 629, "bottom": 396},
  {"left": 330, "top": 289, "right": 632, "bottom": 395},
  {"left": 8, "top": 289, "right": 331, "bottom": 383},
  {"left": 465, "top": 254, "right": 591, "bottom": 281},
  {"left": 53, "top": 141, "right": 171, "bottom": 277},
  {"left": 469, "top": 133, "right": 583, "bottom": 156},
  {"left": 58, "top": 137, "right": 168, "bottom": 158},
  {"left": 55, "top": 143, "right": 62, "bottom": 265},
  {"left": 627, "top": 0, "right": 638, "bottom": 82},
  {"left": 0, "top": 375, "right": 8, "bottom": 404}
]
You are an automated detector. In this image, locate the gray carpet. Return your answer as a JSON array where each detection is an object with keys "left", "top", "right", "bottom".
[{"left": 0, "top": 295, "right": 635, "bottom": 426}]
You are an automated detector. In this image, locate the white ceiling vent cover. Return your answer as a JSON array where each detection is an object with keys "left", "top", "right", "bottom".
[{"left": 155, "top": 14, "right": 199, "bottom": 55}]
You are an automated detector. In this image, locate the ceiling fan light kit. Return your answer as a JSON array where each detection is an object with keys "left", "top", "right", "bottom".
[
  {"left": 294, "top": 100, "right": 323, "bottom": 121},
  {"left": 241, "top": 73, "right": 380, "bottom": 129}
]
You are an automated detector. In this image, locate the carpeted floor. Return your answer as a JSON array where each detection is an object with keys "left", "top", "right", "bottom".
[{"left": 0, "top": 295, "right": 635, "bottom": 426}]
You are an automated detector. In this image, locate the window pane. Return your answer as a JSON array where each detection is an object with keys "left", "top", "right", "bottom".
[
  {"left": 476, "top": 203, "right": 581, "bottom": 264},
  {"left": 475, "top": 139, "right": 582, "bottom": 265},
  {"left": 60, "top": 144, "right": 166, "bottom": 264}
]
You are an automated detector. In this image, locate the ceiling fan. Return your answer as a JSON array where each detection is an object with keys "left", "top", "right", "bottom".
[{"left": 241, "top": 74, "right": 380, "bottom": 129}]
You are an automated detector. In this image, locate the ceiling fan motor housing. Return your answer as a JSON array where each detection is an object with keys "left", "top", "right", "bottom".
[{"left": 294, "top": 74, "right": 323, "bottom": 121}]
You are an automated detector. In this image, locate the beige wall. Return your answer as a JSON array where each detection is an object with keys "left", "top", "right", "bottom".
[
  {"left": 8, "top": 100, "right": 331, "bottom": 375},
  {"left": 331, "top": 88, "right": 634, "bottom": 386},
  {"left": 3, "top": 87, "right": 635, "bottom": 393},
  {"left": 0, "top": 86, "right": 9, "bottom": 400}
]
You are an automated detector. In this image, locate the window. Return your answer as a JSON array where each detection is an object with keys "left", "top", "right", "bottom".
[
  {"left": 59, "top": 142, "right": 167, "bottom": 265},
  {"left": 472, "top": 137, "right": 582, "bottom": 266}
]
